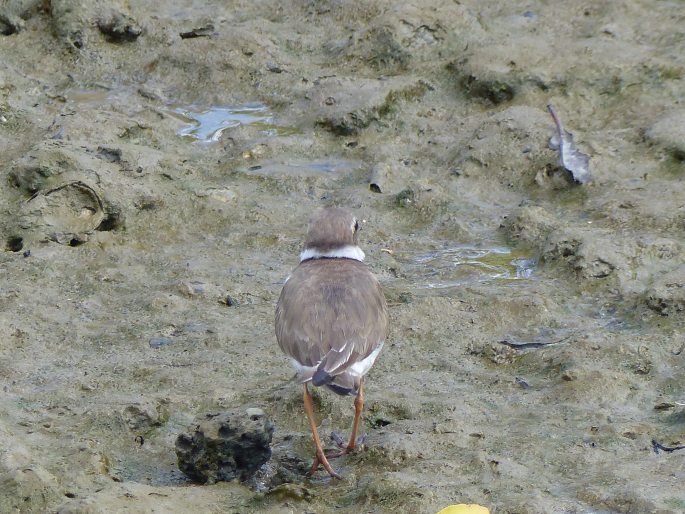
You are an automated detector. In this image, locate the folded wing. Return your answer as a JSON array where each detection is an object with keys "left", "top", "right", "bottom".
[{"left": 275, "top": 259, "right": 388, "bottom": 388}]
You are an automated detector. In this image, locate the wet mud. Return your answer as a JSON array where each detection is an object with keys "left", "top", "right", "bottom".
[{"left": 1, "top": 1, "right": 684, "bottom": 513}]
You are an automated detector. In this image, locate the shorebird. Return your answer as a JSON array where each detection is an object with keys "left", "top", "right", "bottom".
[{"left": 275, "top": 208, "right": 388, "bottom": 478}]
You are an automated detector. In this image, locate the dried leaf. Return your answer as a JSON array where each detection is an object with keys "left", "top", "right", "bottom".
[{"left": 547, "top": 104, "right": 591, "bottom": 184}]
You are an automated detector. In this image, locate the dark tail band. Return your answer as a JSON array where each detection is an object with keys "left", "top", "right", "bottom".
[{"left": 312, "top": 369, "right": 333, "bottom": 387}]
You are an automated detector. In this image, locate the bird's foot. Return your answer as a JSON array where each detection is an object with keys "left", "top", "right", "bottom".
[
  {"left": 330, "top": 431, "right": 367, "bottom": 453},
  {"left": 308, "top": 448, "right": 342, "bottom": 479},
  {"left": 307, "top": 432, "right": 367, "bottom": 477}
]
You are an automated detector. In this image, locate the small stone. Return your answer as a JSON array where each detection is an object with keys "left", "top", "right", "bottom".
[
  {"left": 223, "top": 294, "right": 239, "bottom": 307},
  {"left": 97, "top": 10, "right": 142, "bottom": 43},
  {"left": 515, "top": 376, "right": 530, "bottom": 389}
]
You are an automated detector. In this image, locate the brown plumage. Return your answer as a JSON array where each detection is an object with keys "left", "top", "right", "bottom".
[{"left": 275, "top": 208, "right": 388, "bottom": 478}]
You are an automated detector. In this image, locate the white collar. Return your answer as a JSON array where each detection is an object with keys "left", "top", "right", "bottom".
[{"left": 299, "top": 245, "right": 365, "bottom": 262}]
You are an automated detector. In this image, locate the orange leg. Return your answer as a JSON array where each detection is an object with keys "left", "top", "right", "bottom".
[
  {"left": 346, "top": 380, "right": 364, "bottom": 452},
  {"left": 303, "top": 383, "right": 341, "bottom": 479}
]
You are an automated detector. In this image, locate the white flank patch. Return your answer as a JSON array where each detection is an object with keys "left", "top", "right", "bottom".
[
  {"left": 300, "top": 245, "right": 365, "bottom": 262},
  {"left": 290, "top": 358, "right": 319, "bottom": 382},
  {"left": 290, "top": 342, "right": 382, "bottom": 382},
  {"left": 348, "top": 341, "right": 384, "bottom": 377}
]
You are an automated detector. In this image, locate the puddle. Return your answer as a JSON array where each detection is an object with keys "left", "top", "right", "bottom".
[
  {"left": 239, "top": 159, "right": 363, "bottom": 176},
  {"left": 57, "top": 92, "right": 296, "bottom": 142},
  {"left": 405, "top": 245, "right": 536, "bottom": 290},
  {"left": 56, "top": 87, "right": 133, "bottom": 109},
  {"left": 168, "top": 103, "right": 293, "bottom": 142},
  {"left": 63, "top": 88, "right": 117, "bottom": 105}
]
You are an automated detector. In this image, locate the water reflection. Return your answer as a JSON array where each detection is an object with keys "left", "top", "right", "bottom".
[
  {"left": 170, "top": 103, "right": 278, "bottom": 142},
  {"left": 409, "top": 245, "right": 536, "bottom": 289}
]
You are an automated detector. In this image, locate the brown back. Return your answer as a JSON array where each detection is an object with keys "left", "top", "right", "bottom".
[{"left": 275, "top": 258, "right": 388, "bottom": 377}]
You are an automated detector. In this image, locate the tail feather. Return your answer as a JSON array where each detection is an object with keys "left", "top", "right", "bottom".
[
  {"left": 312, "top": 369, "right": 359, "bottom": 396},
  {"left": 312, "top": 369, "right": 332, "bottom": 386},
  {"left": 326, "top": 382, "right": 356, "bottom": 396}
]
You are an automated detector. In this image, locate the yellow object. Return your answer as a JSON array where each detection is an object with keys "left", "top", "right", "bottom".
[{"left": 436, "top": 505, "right": 490, "bottom": 514}]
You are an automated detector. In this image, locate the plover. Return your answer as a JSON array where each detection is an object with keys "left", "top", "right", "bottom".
[{"left": 275, "top": 207, "right": 388, "bottom": 478}]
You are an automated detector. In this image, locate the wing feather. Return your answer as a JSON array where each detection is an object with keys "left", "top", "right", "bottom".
[{"left": 275, "top": 258, "right": 387, "bottom": 381}]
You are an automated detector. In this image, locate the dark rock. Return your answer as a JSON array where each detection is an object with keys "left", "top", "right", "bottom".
[
  {"left": 175, "top": 408, "right": 274, "bottom": 484},
  {"left": 96, "top": 10, "right": 142, "bottom": 43},
  {"left": 223, "top": 294, "right": 239, "bottom": 307},
  {"left": 6, "top": 236, "right": 23, "bottom": 252}
]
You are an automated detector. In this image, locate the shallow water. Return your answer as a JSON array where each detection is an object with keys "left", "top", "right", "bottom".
[
  {"left": 406, "top": 245, "right": 536, "bottom": 290},
  {"left": 168, "top": 103, "right": 284, "bottom": 142}
]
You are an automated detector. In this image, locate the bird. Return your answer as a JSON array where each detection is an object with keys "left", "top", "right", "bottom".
[{"left": 275, "top": 207, "right": 388, "bottom": 478}]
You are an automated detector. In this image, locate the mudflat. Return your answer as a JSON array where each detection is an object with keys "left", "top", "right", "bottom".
[{"left": 1, "top": 1, "right": 684, "bottom": 513}]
